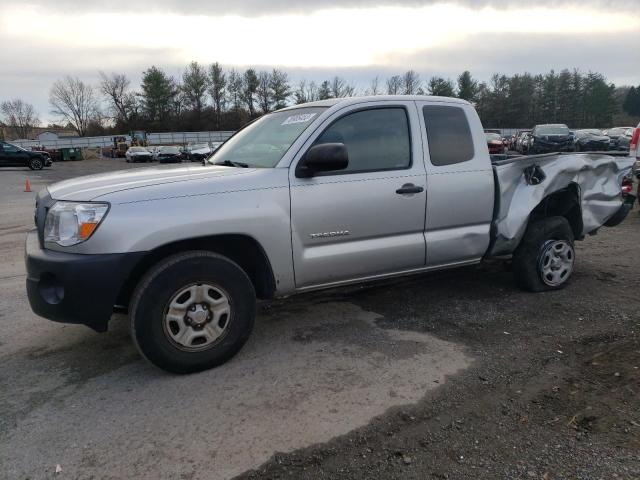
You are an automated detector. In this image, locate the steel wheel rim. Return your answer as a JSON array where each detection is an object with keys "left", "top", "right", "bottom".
[
  {"left": 539, "top": 239, "right": 574, "bottom": 287},
  {"left": 162, "top": 282, "right": 232, "bottom": 352}
]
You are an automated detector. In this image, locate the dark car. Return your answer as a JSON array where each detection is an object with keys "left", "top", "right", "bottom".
[
  {"left": 573, "top": 129, "right": 610, "bottom": 152},
  {"left": 528, "top": 124, "right": 574, "bottom": 154},
  {"left": 485, "top": 132, "right": 507, "bottom": 154},
  {"left": 157, "top": 146, "right": 183, "bottom": 164},
  {"left": 604, "top": 126, "right": 634, "bottom": 150},
  {"left": 614, "top": 128, "right": 635, "bottom": 152},
  {"left": 0, "top": 142, "right": 52, "bottom": 170}
]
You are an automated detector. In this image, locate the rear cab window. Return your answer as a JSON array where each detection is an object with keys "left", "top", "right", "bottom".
[{"left": 422, "top": 105, "right": 474, "bottom": 166}]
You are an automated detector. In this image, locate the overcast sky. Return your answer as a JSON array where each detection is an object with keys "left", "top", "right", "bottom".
[{"left": 1, "top": 0, "right": 639, "bottom": 124}]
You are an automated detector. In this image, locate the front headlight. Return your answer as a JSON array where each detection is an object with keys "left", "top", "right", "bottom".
[{"left": 44, "top": 201, "right": 109, "bottom": 246}]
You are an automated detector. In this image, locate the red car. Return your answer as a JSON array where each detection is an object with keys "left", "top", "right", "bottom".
[{"left": 486, "top": 132, "right": 507, "bottom": 154}]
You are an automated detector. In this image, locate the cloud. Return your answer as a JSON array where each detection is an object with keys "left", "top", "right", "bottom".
[
  {"left": 2, "top": 0, "right": 639, "bottom": 15},
  {"left": 0, "top": 0, "right": 637, "bottom": 122}
]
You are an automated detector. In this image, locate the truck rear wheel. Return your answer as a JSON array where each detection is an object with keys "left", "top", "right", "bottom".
[
  {"left": 130, "top": 251, "right": 256, "bottom": 374},
  {"left": 513, "top": 216, "right": 575, "bottom": 292}
]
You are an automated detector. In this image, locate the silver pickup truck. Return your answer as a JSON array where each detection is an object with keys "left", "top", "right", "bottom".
[{"left": 25, "top": 96, "right": 635, "bottom": 373}]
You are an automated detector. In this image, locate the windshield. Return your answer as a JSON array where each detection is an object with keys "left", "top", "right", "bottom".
[
  {"left": 485, "top": 133, "right": 502, "bottom": 141},
  {"left": 8, "top": 143, "right": 27, "bottom": 151},
  {"left": 190, "top": 144, "right": 208, "bottom": 150},
  {"left": 535, "top": 125, "right": 569, "bottom": 136},
  {"left": 209, "top": 107, "right": 326, "bottom": 168},
  {"left": 129, "top": 147, "right": 147, "bottom": 152}
]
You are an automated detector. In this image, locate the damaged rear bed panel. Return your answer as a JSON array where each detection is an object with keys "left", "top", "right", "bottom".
[{"left": 489, "top": 153, "right": 634, "bottom": 256}]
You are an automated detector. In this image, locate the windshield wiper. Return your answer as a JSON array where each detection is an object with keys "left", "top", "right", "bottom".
[{"left": 215, "top": 159, "right": 250, "bottom": 168}]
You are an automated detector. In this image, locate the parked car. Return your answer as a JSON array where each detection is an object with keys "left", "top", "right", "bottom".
[
  {"left": 485, "top": 132, "right": 507, "bottom": 154},
  {"left": 573, "top": 129, "right": 610, "bottom": 152},
  {"left": 186, "top": 143, "right": 213, "bottom": 162},
  {"left": 157, "top": 146, "right": 183, "bottom": 163},
  {"left": 125, "top": 146, "right": 153, "bottom": 163},
  {"left": 148, "top": 146, "right": 165, "bottom": 161},
  {"left": 25, "top": 96, "right": 634, "bottom": 373},
  {"left": 604, "top": 126, "right": 634, "bottom": 150},
  {"left": 528, "top": 124, "right": 574, "bottom": 154},
  {"left": 614, "top": 128, "right": 635, "bottom": 152},
  {"left": 516, "top": 131, "right": 531, "bottom": 154},
  {"left": 0, "top": 141, "right": 52, "bottom": 170}
]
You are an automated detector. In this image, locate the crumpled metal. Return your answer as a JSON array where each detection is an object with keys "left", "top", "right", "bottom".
[{"left": 489, "top": 153, "right": 634, "bottom": 256}]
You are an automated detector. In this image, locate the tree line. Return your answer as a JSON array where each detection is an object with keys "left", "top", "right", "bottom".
[{"left": 1, "top": 62, "right": 639, "bottom": 139}]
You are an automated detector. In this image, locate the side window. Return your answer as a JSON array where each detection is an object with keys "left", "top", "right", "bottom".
[
  {"left": 314, "top": 107, "right": 411, "bottom": 173},
  {"left": 422, "top": 105, "right": 474, "bottom": 166}
]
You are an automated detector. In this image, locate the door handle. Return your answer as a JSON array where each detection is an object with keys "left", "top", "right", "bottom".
[{"left": 396, "top": 183, "right": 424, "bottom": 195}]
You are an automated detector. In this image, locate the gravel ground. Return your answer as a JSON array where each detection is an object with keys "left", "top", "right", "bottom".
[
  {"left": 239, "top": 197, "right": 640, "bottom": 480},
  {"left": 1, "top": 158, "right": 638, "bottom": 480}
]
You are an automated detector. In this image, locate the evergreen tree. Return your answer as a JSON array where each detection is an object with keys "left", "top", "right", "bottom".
[
  {"left": 456, "top": 71, "right": 478, "bottom": 102},
  {"left": 139, "top": 66, "right": 177, "bottom": 127},
  {"left": 623, "top": 86, "right": 640, "bottom": 117},
  {"left": 182, "top": 61, "right": 208, "bottom": 114},
  {"left": 427, "top": 77, "right": 455, "bottom": 97}
]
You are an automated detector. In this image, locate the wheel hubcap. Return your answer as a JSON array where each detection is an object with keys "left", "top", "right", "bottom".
[
  {"left": 163, "top": 283, "right": 231, "bottom": 351},
  {"left": 539, "top": 240, "right": 574, "bottom": 286}
]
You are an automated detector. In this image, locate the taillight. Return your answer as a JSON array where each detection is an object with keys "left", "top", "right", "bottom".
[
  {"left": 630, "top": 128, "right": 640, "bottom": 155},
  {"left": 622, "top": 176, "right": 633, "bottom": 194}
]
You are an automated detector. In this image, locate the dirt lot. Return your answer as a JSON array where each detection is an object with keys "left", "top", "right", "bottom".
[{"left": 1, "top": 158, "right": 639, "bottom": 479}]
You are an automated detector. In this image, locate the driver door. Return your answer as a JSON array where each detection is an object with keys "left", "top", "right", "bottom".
[{"left": 289, "top": 101, "right": 427, "bottom": 289}]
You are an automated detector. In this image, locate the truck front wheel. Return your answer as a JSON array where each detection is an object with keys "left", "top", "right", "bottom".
[
  {"left": 130, "top": 251, "right": 256, "bottom": 373},
  {"left": 513, "top": 216, "right": 575, "bottom": 292}
]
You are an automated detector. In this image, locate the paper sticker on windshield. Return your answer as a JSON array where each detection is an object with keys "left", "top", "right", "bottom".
[{"left": 281, "top": 113, "right": 316, "bottom": 125}]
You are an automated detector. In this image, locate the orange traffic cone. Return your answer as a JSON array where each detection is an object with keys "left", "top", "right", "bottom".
[{"left": 24, "top": 179, "right": 32, "bottom": 192}]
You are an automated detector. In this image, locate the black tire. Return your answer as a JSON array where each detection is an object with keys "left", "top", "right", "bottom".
[
  {"left": 130, "top": 251, "right": 256, "bottom": 374},
  {"left": 28, "top": 158, "right": 44, "bottom": 170},
  {"left": 512, "top": 216, "right": 575, "bottom": 292}
]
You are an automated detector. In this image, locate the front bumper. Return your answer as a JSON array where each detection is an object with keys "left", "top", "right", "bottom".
[{"left": 25, "top": 231, "right": 144, "bottom": 332}]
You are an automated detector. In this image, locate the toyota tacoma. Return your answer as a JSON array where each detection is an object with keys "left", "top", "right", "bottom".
[{"left": 25, "top": 96, "right": 635, "bottom": 373}]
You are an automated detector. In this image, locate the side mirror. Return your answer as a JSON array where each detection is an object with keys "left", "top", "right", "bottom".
[{"left": 296, "top": 143, "right": 349, "bottom": 178}]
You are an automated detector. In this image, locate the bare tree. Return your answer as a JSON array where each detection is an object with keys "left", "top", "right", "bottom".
[
  {"left": 367, "top": 76, "right": 381, "bottom": 95},
  {"left": 0, "top": 99, "right": 40, "bottom": 139},
  {"left": 294, "top": 80, "right": 320, "bottom": 104},
  {"left": 257, "top": 71, "right": 272, "bottom": 113},
  {"left": 50, "top": 76, "right": 100, "bottom": 136},
  {"left": 386, "top": 75, "right": 402, "bottom": 95},
  {"left": 330, "top": 76, "right": 356, "bottom": 98},
  {"left": 208, "top": 62, "right": 226, "bottom": 129},
  {"left": 242, "top": 68, "right": 259, "bottom": 116},
  {"left": 99, "top": 71, "right": 136, "bottom": 126},
  {"left": 402, "top": 70, "right": 421, "bottom": 95},
  {"left": 227, "top": 69, "right": 243, "bottom": 112}
]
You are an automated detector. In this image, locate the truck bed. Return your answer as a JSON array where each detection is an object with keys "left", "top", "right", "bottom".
[{"left": 488, "top": 152, "right": 635, "bottom": 256}]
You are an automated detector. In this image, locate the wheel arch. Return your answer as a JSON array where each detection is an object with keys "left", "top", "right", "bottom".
[
  {"left": 527, "top": 183, "right": 583, "bottom": 241},
  {"left": 117, "top": 233, "right": 276, "bottom": 308}
]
